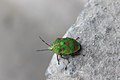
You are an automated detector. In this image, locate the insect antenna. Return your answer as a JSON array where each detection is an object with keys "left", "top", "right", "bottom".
[
  {"left": 39, "top": 36, "right": 51, "bottom": 46},
  {"left": 36, "top": 49, "right": 49, "bottom": 51}
]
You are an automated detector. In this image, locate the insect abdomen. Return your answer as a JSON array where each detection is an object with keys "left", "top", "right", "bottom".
[{"left": 59, "top": 38, "right": 80, "bottom": 55}]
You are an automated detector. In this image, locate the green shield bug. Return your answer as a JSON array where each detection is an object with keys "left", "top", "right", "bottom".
[{"left": 36, "top": 36, "right": 81, "bottom": 69}]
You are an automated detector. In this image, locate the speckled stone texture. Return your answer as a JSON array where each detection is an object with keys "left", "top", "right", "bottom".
[{"left": 45, "top": 0, "right": 120, "bottom": 80}]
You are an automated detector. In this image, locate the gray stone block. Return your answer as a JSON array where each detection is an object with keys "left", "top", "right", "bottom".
[{"left": 45, "top": 0, "right": 120, "bottom": 80}]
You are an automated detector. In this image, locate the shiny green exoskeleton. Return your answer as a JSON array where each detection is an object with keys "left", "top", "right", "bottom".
[
  {"left": 48, "top": 37, "right": 80, "bottom": 55},
  {"left": 36, "top": 36, "right": 81, "bottom": 69}
]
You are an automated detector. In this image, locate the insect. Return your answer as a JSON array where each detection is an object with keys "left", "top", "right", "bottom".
[{"left": 36, "top": 36, "right": 81, "bottom": 69}]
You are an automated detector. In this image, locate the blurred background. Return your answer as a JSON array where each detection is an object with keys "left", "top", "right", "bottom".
[{"left": 0, "top": 0, "right": 87, "bottom": 80}]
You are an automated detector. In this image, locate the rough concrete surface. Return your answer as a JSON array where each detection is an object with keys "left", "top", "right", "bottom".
[{"left": 45, "top": 0, "right": 120, "bottom": 80}]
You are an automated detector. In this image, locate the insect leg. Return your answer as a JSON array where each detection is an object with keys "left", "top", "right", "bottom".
[
  {"left": 60, "top": 55, "right": 71, "bottom": 70},
  {"left": 60, "top": 55, "right": 70, "bottom": 70},
  {"left": 39, "top": 36, "right": 51, "bottom": 46},
  {"left": 75, "top": 37, "right": 80, "bottom": 40},
  {"left": 57, "top": 55, "right": 60, "bottom": 65},
  {"left": 60, "top": 55, "right": 66, "bottom": 59},
  {"left": 60, "top": 55, "right": 70, "bottom": 63},
  {"left": 65, "top": 55, "right": 71, "bottom": 70}
]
